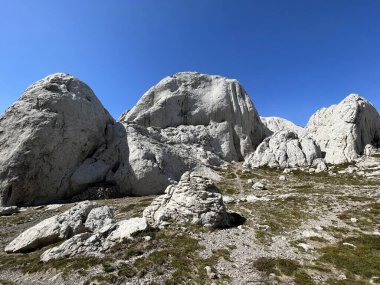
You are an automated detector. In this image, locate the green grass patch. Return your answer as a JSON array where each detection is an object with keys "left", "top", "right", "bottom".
[
  {"left": 319, "top": 234, "right": 380, "bottom": 283},
  {"left": 253, "top": 257, "right": 316, "bottom": 285}
]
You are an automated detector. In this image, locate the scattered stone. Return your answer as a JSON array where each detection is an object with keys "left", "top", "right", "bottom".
[
  {"left": 350, "top": 218, "right": 357, "bottom": 223},
  {"left": 298, "top": 243, "right": 314, "bottom": 251},
  {"left": 342, "top": 242, "right": 356, "bottom": 248},
  {"left": 0, "top": 206, "right": 19, "bottom": 216},
  {"left": 222, "top": 196, "right": 236, "bottom": 204},
  {"left": 364, "top": 144, "right": 377, "bottom": 156},
  {"left": 279, "top": 175, "right": 287, "bottom": 181},
  {"left": 253, "top": 182, "right": 266, "bottom": 190}
]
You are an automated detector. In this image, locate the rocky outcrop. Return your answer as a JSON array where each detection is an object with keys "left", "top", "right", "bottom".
[
  {"left": 40, "top": 232, "right": 105, "bottom": 262},
  {"left": 121, "top": 72, "right": 267, "bottom": 195},
  {"left": 125, "top": 123, "right": 224, "bottom": 195},
  {"left": 0, "top": 73, "right": 129, "bottom": 206},
  {"left": 306, "top": 94, "right": 380, "bottom": 164},
  {"left": 260, "top": 116, "right": 304, "bottom": 136},
  {"left": 143, "top": 172, "right": 231, "bottom": 228},
  {"left": 5, "top": 201, "right": 98, "bottom": 253},
  {"left": 244, "top": 131, "right": 322, "bottom": 169},
  {"left": 121, "top": 72, "right": 266, "bottom": 161}
]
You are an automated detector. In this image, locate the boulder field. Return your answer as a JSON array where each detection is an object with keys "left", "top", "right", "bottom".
[{"left": 0, "top": 72, "right": 379, "bottom": 206}]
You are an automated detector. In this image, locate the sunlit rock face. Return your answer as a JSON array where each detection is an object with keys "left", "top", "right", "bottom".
[{"left": 306, "top": 94, "right": 380, "bottom": 164}]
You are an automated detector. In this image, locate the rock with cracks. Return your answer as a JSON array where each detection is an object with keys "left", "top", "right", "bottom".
[
  {"left": 244, "top": 130, "right": 322, "bottom": 169},
  {"left": 120, "top": 72, "right": 267, "bottom": 195},
  {"left": 0, "top": 73, "right": 129, "bottom": 206},
  {"left": 5, "top": 201, "right": 98, "bottom": 253},
  {"left": 143, "top": 172, "right": 231, "bottom": 228},
  {"left": 306, "top": 94, "right": 380, "bottom": 164}
]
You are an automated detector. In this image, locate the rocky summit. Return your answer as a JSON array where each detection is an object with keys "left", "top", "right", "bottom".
[{"left": 0, "top": 72, "right": 379, "bottom": 285}]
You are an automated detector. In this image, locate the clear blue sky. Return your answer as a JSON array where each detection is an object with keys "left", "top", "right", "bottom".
[{"left": 1, "top": 0, "right": 379, "bottom": 126}]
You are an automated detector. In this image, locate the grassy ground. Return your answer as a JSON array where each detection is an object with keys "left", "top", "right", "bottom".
[{"left": 0, "top": 157, "right": 380, "bottom": 284}]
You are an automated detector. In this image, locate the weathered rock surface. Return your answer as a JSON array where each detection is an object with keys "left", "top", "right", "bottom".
[
  {"left": 125, "top": 123, "right": 224, "bottom": 195},
  {"left": 260, "top": 116, "right": 304, "bottom": 136},
  {"left": 244, "top": 131, "right": 322, "bottom": 169},
  {"left": 121, "top": 72, "right": 267, "bottom": 195},
  {"left": 143, "top": 172, "right": 230, "bottom": 228},
  {"left": 40, "top": 232, "right": 105, "bottom": 262},
  {"left": 106, "top": 217, "right": 148, "bottom": 244},
  {"left": 0, "top": 73, "right": 129, "bottom": 206},
  {"left": 5, "top": 201, "right": 97, "bottom": 253},
  {"left": 306, "top": 94, "right": 380, "bottom": 164},
  {"left": 121, "top": 72, "right": 266, "bottom": 160},
  {"left": 84, "top": 206, "right": 114, "bottom": 232}
]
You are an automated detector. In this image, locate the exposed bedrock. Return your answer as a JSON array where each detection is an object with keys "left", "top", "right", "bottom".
[
  {"left": 306, "top": 94, "right": 380, "bottom": 164},
  {"left": 0, "top": 73, "right": 129, "bottom": 206}
]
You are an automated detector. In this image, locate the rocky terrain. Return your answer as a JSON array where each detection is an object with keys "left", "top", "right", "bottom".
[{"left": 0, "top": 72, "right": 379, "bottom": 285}]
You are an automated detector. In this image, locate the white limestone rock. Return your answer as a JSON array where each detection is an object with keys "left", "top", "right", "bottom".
[
  {"left": 106, "top": 217, "right": 148, "bottom": 244},
  {"left": 125, "top": 124, "right": 225, "bottom": 196},
  {"left": 364, "top": 144, "right": 377, "bottom": 156},
  {"left": 5, "top": 201, "right": 97, "bottom": 253},
  {"left": 244, "top": 131, "right": 322, "bottom": 169},
  {"left": 0, "top": 73, "right": 129, "bottom": 206},
  {"left": 40, "top": 232, "right": 105, "bottom": 262},
  {"left": 121, "top": 72, "right": 266, "bottom": 160},
  {"left": 260, "top": 116, "right": 304, "bottom": 136},
  {"left": 143, "top": 172, "right": 230, "bottom": 228},
  {"left": 253, "top": 182, "right": 266, "bottom": 190},
  {"left": 306, "top": 94, "right": 380, "bottom": 164},
  {"left": 84, "top": 206, "right": 114, "bottom": 233}
]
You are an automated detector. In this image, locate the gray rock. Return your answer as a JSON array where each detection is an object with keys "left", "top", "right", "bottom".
[
  {"left": 5, "top": 201, "right": 97, "bottom": 253},
  {"left": 143, "top": 172, "right": 230, "bottom": 228},
  {"left": 84, "top": 206, "right": 114, "bottom": 233},
  {"left": 125, "top": 124, "right": 224, "bottom": 196},
  {"left": 253, "top": 182, "right": 266, "bottom": 190},
  {"left": 0, "top": 73, "right": 129, "bottom": 206},
  {"left": 364, "top": 144, "right": 377, "bottom": 156},
  {"left": 40, "top": 232, "right": 105, "bottom": 262},
  {"left": 121, "top": 72, "right": 266, "bottom": 161},
  {"left": 278, "top": 175, "right": 287, "bottom": 181},
  {"left": 105, "top": 217, "right": 148, "bottom": 244},
  {"left": 260, "top": 116, "right": 304, "bottom": 136},
  {"left": 0, "top": 206, "right": 19, "bottom": 216},
  {"left": 244, "top": 131, "right": 322, "bottom": 169},
  {"left": 307, "top": 94, "right": 380, "bottom": 164}
]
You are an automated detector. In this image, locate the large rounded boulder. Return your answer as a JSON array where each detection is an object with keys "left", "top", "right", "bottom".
[
  {"left": 0, "top": 73, "right": 128, "bottom": 206},
  {"left": 121, "top": 72, "right": 266, "bottom": 160},
  {"left": 306, "top": 94, "right": 380, "bottom": 164}
]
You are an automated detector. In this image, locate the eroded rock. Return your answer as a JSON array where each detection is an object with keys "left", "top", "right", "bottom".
[
  {"left": 244, "top": 131, "right": 322, "bottom": 169},
  {"left": 143, "top": 172, "right": 231, "bottom": 228},
  {"left": 0, "top": 73, "right": 129, "bottom": 206},
  {"left": 5, "top": 201, "right": 97, "bottom": 253},
  {"left": 307, "top": 94, "right": 380, "bottom": 164}
]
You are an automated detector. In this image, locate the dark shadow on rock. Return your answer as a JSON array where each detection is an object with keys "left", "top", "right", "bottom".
[{"left": 221, "top": 212, "right": 246, "bottom": 229}]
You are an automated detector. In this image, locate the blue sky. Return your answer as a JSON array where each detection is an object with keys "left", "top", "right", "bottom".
[{"left": 1, "top": 0, "right": 379, "bottom": 126}]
